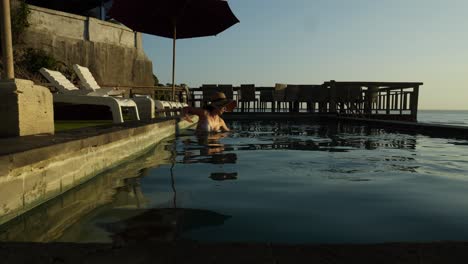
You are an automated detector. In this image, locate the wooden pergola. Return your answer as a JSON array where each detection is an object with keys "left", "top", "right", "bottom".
[{"left": 323, "top": 81, "right": 423, "bottom": 120}]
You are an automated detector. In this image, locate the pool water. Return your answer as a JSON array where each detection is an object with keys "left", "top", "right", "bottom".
[{"left": 2, "top": 120, "right": 468, "bottom": 244}]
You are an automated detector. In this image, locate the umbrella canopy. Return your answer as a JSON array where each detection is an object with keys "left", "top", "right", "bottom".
[
  {"left": 109, "top": 0, "right": 239, "bottom": 39},
  {"left": 109, "top": 0, "right": 239, "bottom": 100}
]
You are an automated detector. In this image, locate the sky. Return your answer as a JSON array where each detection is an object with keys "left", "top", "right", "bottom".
[{"left": 142, "top": 0, "right": 468, "bottom": 110}]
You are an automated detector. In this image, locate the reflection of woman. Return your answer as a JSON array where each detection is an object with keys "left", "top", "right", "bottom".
[
  {"left": 183, "top": 92, "right": 236, "bottom": 133},
  {"left": 197, "top": 132, "right": 228, "bottom": 155},
  {"left": 182, "top": 132, "right": 237, "bottom": 164}
]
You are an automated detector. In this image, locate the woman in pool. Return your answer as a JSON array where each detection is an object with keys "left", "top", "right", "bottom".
[{"left": 183, "top": 92, "right": 236, "bottom": 132}]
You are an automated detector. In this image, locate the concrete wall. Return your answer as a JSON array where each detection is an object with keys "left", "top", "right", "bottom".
[
  {"left": 21, "top": 5, "right": 153, "bottom": 86},
  {"left": 0, "top": 118, "right": 196, "bottom": 225},
  {"left": 0, "top": 79, "right": 54, "bottom": 137}
]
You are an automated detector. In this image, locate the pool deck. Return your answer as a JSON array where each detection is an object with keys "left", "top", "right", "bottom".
[{"left": 1, "top": 240, "right": 467, "bottom": 263}]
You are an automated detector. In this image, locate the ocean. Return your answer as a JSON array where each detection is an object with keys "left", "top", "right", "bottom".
[{"left": 418, "top": 110, "right": 468, "bottom": 127}]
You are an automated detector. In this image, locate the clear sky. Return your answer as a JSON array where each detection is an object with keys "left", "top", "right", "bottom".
[{"left": 142, "top": 0, "right": 468, "bottom": 110}]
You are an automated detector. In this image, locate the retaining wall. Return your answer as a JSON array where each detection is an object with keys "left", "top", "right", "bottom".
[{"left": 21, "top": 5, "right": 153, "bottom": 86}]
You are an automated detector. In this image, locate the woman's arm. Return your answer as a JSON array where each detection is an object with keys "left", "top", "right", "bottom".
[
  {"left": 219, "top": 118, "right": 230, "bottom": 132},
  {"left": 183, "top": 106, "right": 206, "bottom": 117},
  {"left": 182, "top": 106, "right": 206, "bottom": 123}
]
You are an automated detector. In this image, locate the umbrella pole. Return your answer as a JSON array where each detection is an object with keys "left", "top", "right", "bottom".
[
  {"left": 171, "top": 25, "right": 177, "bottom": 101},
  {"left": 1, "top": 0, "right": 15, "bottom": 80}
]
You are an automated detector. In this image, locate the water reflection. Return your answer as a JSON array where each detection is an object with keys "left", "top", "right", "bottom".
[
  {"left": 102, "top": 208, "right": 231, "bottom": 243},
  {"left": 181, "top": 132, "right": 238, "bottom": 164},
  {"left": 113, "top": 177, "right": 147, "bottom": 209},
  {"left": 178, "top": 121, "right": 418, "bottom": 164},
  {"left": 174, "top": 121, "right": 419, "bottom": 183},
  {"left": 210, "top": 172, "right": 238, "bottom": 181},
  {"left": 227, "top": 121, "right": 417, "bottom": 152},
  {"left": 179, "top": 132, "right": 239, "bottom": 182},
  {"left": 0, "top": 142, "right": 172, "bottom": 242},
  {"left": 0, "top": 138, "right": 233, "bottom": 244}
]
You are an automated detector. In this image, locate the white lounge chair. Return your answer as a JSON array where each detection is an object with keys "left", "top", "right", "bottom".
[
  {"left": 72, "top": 64, "right": 123, "bottom": 95},
  {"left": 168, "top": 101, "right": 181, "bottom": 116},
  {"left": 155, "top": 100, "right": 174, "bottom": 117},
  {"left": 72, "top": 64, "right": 155, "bottom": 120},
  {"left": 39, "top": 67, "right": 140, "bottom": 124}
]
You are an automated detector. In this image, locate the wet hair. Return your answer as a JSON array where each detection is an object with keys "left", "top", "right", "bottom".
[{"left": 203, "top": 104, "right": 217, "bottom": 113}]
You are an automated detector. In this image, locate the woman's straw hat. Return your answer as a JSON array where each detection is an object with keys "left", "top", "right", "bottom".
[{"left": 209, "top": 92, "right": 236, "bottom": 111}]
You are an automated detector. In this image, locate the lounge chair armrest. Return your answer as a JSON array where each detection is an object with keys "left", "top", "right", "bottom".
[
  {"left": 100, "top": 86, "right": 118, "bottom": 90},
  {"left": 92, "top": 87, "right": 125, "bottom": 96}
]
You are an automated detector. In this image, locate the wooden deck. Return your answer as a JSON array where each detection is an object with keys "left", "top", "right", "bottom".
[{"left": 188, "top": 81, "right": 423, "bottom": 122}]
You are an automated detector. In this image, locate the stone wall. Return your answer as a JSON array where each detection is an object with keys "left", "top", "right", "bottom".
[{"left": 20, "top": 5, "right": 153, "bottom": 86}]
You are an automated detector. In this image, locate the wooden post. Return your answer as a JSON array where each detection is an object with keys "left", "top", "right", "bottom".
[
  {"left": 410, "top": 85, "right": 419, "bottom": 121},
  {"left": 1, "top": 0, "right": 15, "bottom": 80},
  {"left": 399, "top": 88, "right": 403, "bottom": 115},
  {"left": 393, "top": 91, "right": 398, "bottom": 110},
  {"left": 378, "top": 91, "right": 381, "bottom": 112},
  {"left": 403, "top": 92, "right": 408, "bottom": 110},
  {"left": 329, "top": 81, "right": 337, "bottom": 113},
  {"left": 386, "top": 90, "right": 391, "bottom": 115}
]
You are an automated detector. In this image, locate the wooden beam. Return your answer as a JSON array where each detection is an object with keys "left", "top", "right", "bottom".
[{"left": 323, "top": 81, "right": 423, "bottom": 88}]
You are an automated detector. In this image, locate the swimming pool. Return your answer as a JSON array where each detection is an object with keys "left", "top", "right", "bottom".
[{"left": 2, "top": 120, "right": 468, "bottom": 244}]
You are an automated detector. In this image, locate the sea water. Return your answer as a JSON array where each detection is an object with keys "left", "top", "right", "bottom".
[{"left": 418, "top": 110, "right": 468, "bottom": 127}]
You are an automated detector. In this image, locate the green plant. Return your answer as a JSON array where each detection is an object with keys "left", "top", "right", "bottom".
[
  {"left": 10, "top": 0, "right": 31, "bottom": 44},
  {"left": 21, "top": 48, "right": 58, "bottom": 73},
  {"left": 153, "top": 74, "right": 159, "bottom": 86}
]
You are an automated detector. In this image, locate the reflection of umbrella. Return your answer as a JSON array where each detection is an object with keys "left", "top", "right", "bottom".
[
  {"left": 103, "top": 208, "right": 231, "bottom": 242},
  {"left": 210, "top": 172, "right": 237, "bottom": 181},
  {"left": 109, "top": 0, "right": 240, "bottom": 100}
]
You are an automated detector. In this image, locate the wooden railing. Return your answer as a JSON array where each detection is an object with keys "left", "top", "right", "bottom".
[
  {"left": 187, "top": 81, "right": 422, "bottom": 121},
  {"left": 102, "top": 84, "right": 189, "bottom": 102},
  {"left": 323, "top": 81, "right": 422, "bottom": 121}
]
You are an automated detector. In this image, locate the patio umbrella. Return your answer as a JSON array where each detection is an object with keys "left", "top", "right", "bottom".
[{"left": 109, "top": 0, "right": 240, "bottom": 100}]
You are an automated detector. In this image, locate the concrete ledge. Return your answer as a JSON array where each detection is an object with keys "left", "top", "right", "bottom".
[
  {"left": 0, "top": 241, "right": 467, "bottom": 263},
  {"left": 0, "top": 118, "right": 197, "bottom": 225}
]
